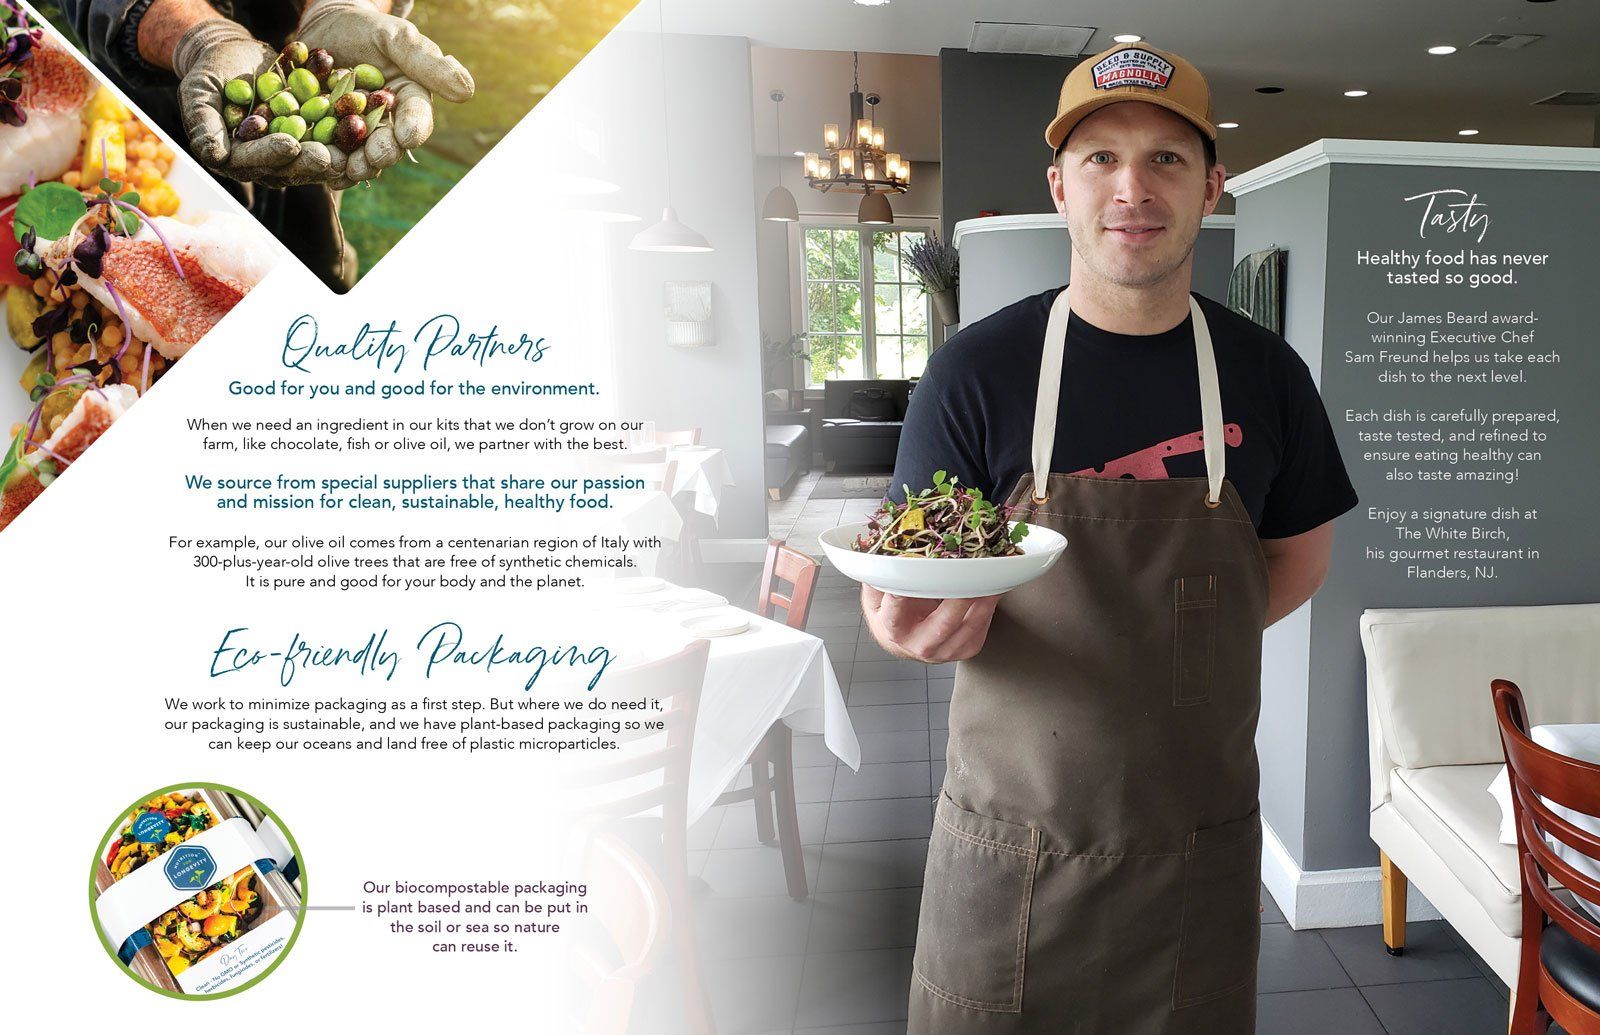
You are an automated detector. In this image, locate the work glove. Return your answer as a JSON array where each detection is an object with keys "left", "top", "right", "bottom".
[
  {"left": 294, "top": 0, "right": 475, "bottom": 190},
  {"left": 174, "top": 19, "right": 343, "bottom": 188}
]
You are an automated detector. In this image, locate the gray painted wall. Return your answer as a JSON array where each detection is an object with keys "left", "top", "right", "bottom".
[
  {"left": 1236, "top": 155, "right": 1600, "bottom": 871},
  {"left": 1232, "top": 165, "right": 1333, "bottom": 866},
  {"left": 1305, "top": 161, "right": 1600, "bottom": 869},
  {"left": 954, "top": 220, "right": 1235, "bottom": 327},
  {"left": 940, "top": 49, "right": 1075, "bottom": 235}
]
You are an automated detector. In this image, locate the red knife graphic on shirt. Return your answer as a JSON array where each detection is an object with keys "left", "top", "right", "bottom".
[{"left": 1071, "top": 423, "right": 1243, "bottom": 479}]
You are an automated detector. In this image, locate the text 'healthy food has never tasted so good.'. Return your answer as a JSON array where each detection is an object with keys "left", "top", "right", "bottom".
[
  {"left": 227, "top": 41, "right": 392, "bottom": 162},
  {"left": 854, "top": 470, "right": 1030, "bottom": 558}
]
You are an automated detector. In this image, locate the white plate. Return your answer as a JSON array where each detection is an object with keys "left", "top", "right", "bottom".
[
  {"left": 819, "top": 522, "right": 1068, "bottom": 599},
  {"left": 612, "top": 576, "right": 667, "bottom": 595},
  {"left": 681, "top": 611, "right": 749, "bottom": 637}
]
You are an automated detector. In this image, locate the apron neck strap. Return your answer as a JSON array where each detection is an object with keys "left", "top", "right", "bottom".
[{"left": 1031, "top": 286, "right": 1225, "bottom": 507}]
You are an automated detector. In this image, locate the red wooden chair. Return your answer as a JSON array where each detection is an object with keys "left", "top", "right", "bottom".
[
  {"left": 1493, "top": 678, "right": 1600, "bottom": 1035},
  {"left": 568, "top": 639, "right": 715, "bottom": 1034},
  {"left": 710, "top": 539, "right": 821, "bottom": 900},
  {"left": 568, "top": 830, "right": 672, "bottom": 1035}
]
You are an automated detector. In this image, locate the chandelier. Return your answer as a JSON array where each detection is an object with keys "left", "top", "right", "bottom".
[{"left": 804, "top": 52, "right": 908, "bottom": 224}]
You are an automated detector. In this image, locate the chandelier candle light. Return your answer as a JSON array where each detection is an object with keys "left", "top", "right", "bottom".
[{"left": 805, "top": 52, "right": 908, "bottom": 225}]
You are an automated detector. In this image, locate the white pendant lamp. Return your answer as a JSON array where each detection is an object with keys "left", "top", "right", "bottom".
[
  {"left": 631, "top": 0, "right": 712, "bottom": 252},
  {"left": 858, "top": 189, "right": 893, "bottom": 225},
  {"left": 762, "top": 89, "right": 800, "bottom": 222},
  {"left": 630, "top": 207, "right": 712, "bottom": 251}
]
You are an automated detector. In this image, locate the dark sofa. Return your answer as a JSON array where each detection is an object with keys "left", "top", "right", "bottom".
[{"left": 821, "top": 379, "right": 912, "bottom": 469}]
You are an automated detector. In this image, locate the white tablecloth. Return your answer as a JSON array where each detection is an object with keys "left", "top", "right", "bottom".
[
  {"left": 664, "top": 446, "right": 733, "bottom": 520},
  {"left": 586, "top": 583, "right": 860, "bottom": 822},
  {"left": 1489, "top": 723, "right": 1600, "bottom": 921}
]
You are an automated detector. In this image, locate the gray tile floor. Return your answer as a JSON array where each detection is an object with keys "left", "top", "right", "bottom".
[{"left": 647, "top": 476, "right": 1533, "bottom": 1034}]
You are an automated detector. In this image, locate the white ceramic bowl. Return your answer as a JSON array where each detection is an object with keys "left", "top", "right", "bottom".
[{"left": 819, "top": 522, "right": 1068, "bottom": 599}]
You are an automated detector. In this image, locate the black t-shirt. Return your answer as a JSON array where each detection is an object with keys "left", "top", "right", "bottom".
[{"left": 890, "top": 288, "right": 1358, "bottom": 539}]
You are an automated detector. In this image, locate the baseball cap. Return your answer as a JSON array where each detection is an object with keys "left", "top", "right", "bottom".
[{"left": 1045, "top": 42, "right": 1216, "bottom": 150}]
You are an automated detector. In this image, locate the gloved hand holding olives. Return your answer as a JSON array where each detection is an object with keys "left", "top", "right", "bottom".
[
  {"left": 223, "top": 41, "right": 394, "bottom": 178},
  {"left": 292, "top": 0, "right": 475, "bottom": 190},
  {"left": 174, "top": 19, "right": 323, "bottom": 188}
]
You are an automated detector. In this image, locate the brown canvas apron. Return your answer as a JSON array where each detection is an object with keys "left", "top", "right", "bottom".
[{"left": 909, "top": 287, "right": 1269, "bottom": 1033}]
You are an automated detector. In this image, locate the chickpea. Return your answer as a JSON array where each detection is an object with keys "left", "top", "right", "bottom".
[
  {"left": 70, "top": 290, "right": 89, "bottom": 310},
  {"left": 51, "top": 330, "right": 71, "bottom": 351},
  {"left": 102, "top": 322, "right": 124, "bottom": 348}
]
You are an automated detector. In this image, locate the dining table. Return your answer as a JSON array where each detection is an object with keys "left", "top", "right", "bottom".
[
  {"left": 664, "top": 444, "right": 734, "bottom": 521},
  {"left": 584, "top": 578, "right": 860, "bottom": 822}
]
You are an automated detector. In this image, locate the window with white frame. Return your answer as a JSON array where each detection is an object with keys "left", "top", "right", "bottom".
[{"left": 796, "top": 223, "right": 932, "bottom": 386}]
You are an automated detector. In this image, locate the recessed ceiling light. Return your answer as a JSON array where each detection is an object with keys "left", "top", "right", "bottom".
[
  {"left": 852, "top": 0, "right": 891, "bottom": 6},
  {"left": 1255, "top": 86, "right": 1284, "bottom": 94},
  {"left": 1458, "top": 128, "right": 1480, "bottom": 136},
  {"left": 1113, "top": 33, "right": 1142, "bottom": 43},
  {"left": 1428, "top": 45, "right": 1457, "bottom": 55},
  {"left": 1344, "top": 89, "right": 1368, "bottom": 97},
  {"left": 1218, "top": 121, "right": 1240, "bottom": 129},
  {"left": 792, "top": 150, "right": 806, "bottom": 157}
]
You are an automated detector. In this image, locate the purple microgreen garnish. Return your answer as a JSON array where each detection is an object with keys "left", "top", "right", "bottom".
[
  {"left": 103, "top": 277, "right": 135, "bottom": 360},
  {"left": 140, "top": 341, "right": 152, "bottom": 394},
  {"left": 72, "top": 223, "right": 110, "bottom": 279}
]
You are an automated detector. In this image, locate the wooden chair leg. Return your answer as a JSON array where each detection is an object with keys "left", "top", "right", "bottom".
[
  {"left": 664, "top": 800, "right": 717, "bottom": 1035},
  {"left": 766, "top": 723, "right": 809, "bottom": 901},
  {"left": 750, "top": 741, "right": 776, "bottom": 846},
  {"left": 1380, "top": 851, "right": 1407, "bottom": 955}
]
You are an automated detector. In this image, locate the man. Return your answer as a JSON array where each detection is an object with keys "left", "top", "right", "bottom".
[
  {"left": 870, "top": 44, "right": 1358, "bottom": 1032},
  {"left": 60, "top": 0, "right": 473, "bottom": 290}
]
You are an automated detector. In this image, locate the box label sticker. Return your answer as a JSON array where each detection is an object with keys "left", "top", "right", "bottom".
[
  {"left": 131, "top": 811, "right": 172, "bottom": 844},
  {"left": 164, "top": 845, "right": 217, "bottom": 891}
]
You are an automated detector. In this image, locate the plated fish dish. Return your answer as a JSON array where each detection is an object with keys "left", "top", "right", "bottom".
[{"left": 1, "top": 9, "right": 273, "bottom": 532}]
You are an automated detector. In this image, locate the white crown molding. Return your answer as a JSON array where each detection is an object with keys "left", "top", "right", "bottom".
[
  {"left": 1226, "top": 138, "right": 1600, "bottom": 198},
  {"left": 951, "top": 212, "right": 1234, "bottom": 247}
]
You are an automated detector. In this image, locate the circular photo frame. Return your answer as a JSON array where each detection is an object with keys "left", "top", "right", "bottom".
[{"left": 89, "top": 783, "right": 307, "bottom": 999}]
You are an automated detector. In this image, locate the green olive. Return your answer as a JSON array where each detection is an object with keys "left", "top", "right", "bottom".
[
  {"left": 267, "top": 91, "right": 300, "bottom": 117},
  {"left": 300, "top": 95, "right": 331, "bottom": 123},
  {"left": 352, "top": 64, "right": 384, "bottom": 91},
  {"left": 286, "top": 68, "right": 321, "bottom": 104},
  {"left": 269, "top": 114, "right": 308, "bottom": 141},
  {"left": 311, "top": 115, "right": 338, "bottom": 146},
  {"left": 283, "top": 41, "right": 309, "bottom": 66},
  {"left": 223, "top": 78, "right": 254, "bottom": 107},
  {"left": 223, "top": 104, "right": 246, "bottom": 130},
  {"left": 255, "top": 71, "right": 284, "bottom": 99}
]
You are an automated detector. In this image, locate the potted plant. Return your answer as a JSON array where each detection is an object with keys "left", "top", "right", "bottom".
[
  {"left": 907, "top": 231, "right": 960, "bottom": 325},
  {"left": 761, "top": 331, "right": 810, "bottom": 400}
]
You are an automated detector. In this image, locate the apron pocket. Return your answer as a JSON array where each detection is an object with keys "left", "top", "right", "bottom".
[
  {"left": 914, "top": 794, "right": 1039, "bottom": 1013},
  {"left": 1172, "top": 575, "right": 1218, "bottom": 706},
  {"left": 1173, "top": 809, "right": 1262, "bottom": 1008}
]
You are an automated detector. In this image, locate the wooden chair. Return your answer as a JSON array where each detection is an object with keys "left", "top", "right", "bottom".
[
  {"left": 568, "top": 830, "right": 671, "bottom": 1035},
  {"left": 1493, "top": 678, "right": 1600, "bottom": 1035},
  {"left": 569, "top": 639, "right": 716, "bottom": 1035},
  {"left": 655, "top": 427, "right": 702, "bottom": 446},
  {"left": 710, "top": 540, "right": 821, "bottom": 900}
]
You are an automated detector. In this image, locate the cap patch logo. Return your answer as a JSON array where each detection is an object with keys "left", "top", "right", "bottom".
[{"left": 1091, "top": 49, "right": 1175, "bottom": 91}]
